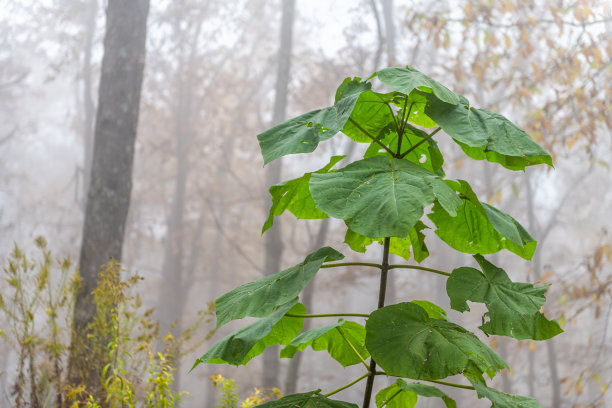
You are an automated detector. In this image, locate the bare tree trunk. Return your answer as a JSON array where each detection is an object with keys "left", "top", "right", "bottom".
[
  {"left": 369, "top": 0, "right": 384, "bottom": 71},
  {"left": 262, "top": 0, "right": 295, "bottom": 389},
  {"left": 69, "top": 0, "right": 150, "bottom": 393},
  {"left": 381, "top": 0, "right": 395, "bottom": 66},
  {"left": 81, "top": 0, "right": 98, "bottom": 208}
]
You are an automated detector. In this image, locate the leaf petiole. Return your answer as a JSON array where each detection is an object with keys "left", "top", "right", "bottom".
[
  {"left": 379, "top": 389, "right": 403, "bottom": 408},
  {"left": 323, "top": 372, "right": 371, "bottom": 397},
  {"left": 321, "top": 262, "right": 382, "bottom": 269},
  {"left": 335, "top": 326, "right": 369, "bottom": 369},
  {"left": 426, "top": 379, "right": 474, "bottom": 390},
  {"left": 388, "top": 264, "right": 450, "bottom": 277},
  {"left": 348, "top": 118, "right": 395, "bottom": 156},
  {"left": 399, "top": 126, "right": 441, "bottom": 159}
]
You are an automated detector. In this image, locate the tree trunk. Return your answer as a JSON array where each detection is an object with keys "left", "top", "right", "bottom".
[
  {"left": 69, "top": 0, "right": 150, "bottom": 393},
  {"left": 81, "top": 0, "right": 98, "bottom": 208},
  {"left": 156, "top": 58, "right": 193, "bottom": 387},
  {"left": 381, "top": 0, "right": 395, "bottom": 66},
  {"left": 262, "top": 0, "right": 296, "bottom": 389}
]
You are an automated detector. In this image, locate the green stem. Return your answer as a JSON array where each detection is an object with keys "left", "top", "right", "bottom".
[
  {"left": 395, "top": 99, "right": 412, "bottom": 156},
  {"left": 285, "top": 313, "right": 369, "bottom": 318},
  {"left": 362, "top": 237, "right": 391, "bottom": 408},
  {"left": 388, "top": 264, "right": 451, "bottom": 277},
  {"left": 335, "top": 326, "right": 369, "bottom": 369},
  {"left": 348, "top": 118, "right": 394, "bottom": 155},
  {"left": 324, "top": 372, "right": 371, "bottom": 397},
  {"left": 321, "top": 262, "right": 382, "bottom": 269},
  {"left": 426, "top": 379, "right": 475, "bottom": 390},
  {"left": 399, "top": 127, "right": 441, "bottom": 159}
]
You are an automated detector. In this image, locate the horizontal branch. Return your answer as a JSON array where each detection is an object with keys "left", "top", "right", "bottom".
[
  {"left": 388, "top": 264, "right": 451, "bottom": 277},
  {"left": 321, "top": 262, "right": 383, "bottom": 269},
  {"left": 285, "top": 313, "right": 369, "bottom": 319}
]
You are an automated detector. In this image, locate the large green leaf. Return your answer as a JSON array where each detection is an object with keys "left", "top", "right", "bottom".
[
  {"left": 447, "top": 255, "right": 563, "bottom": 340},
  {"left": 365, "top": 302, "right": 507, "bottom": 380},
  {"left": 257, "top": 78, "right": 371, "bottom": 164},
  {"left": 377, "top": 66, "right": 462, "bottom": 106},
  {"left": 215, "top": 247, "right": 343, "bottom": 327},
  {"left": 341, "top": 91, "right": 397, "bottom": 143},
  {"left": 344, "top": 222, "right": 429, "bottom": 262},
  {"left": 255, "top": 391, "right": 358, "bottom": 408},
  {"left": 375, "top": 379, "right": 456, "bottom": 408},
  {"left": 471, "top": 381, "right": 541, "bottom": 408},
  {"left": 375, "top": 382, "right": 416, "bottom": 408},
  {"left": 425, "top": 97, "right": 553, "bottom": 170},
  {"left": 402, "top": 92, "right": 438, "bottom": 128},
  {"left": 310, "top": 156, "right": 460, "bottom": 238},
  {"left": 194, "top": 300, "right": 304, "bottom": 367},
  {"left": 280, "top": 319, "right": 368, "bottom": 367},
  {"left": 428, "top": 180, "right": 536, "bottom": 260},
  {"left": 263, "top": 156, "right": 345, "bottom": 233}
]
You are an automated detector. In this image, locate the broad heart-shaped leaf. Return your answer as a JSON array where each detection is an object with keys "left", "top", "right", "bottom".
[
  {"left": 402, "top": 91, "right": 438, "bottom": 129},
  {"left": 447, "top": 255, "right": 563, "bottom": 340},
  {"left": 424, "top": 96, "right": 553, "bottom": 171},
  {"left": 215, "top": 247, "right": 343, "bottom": 328},
  {"left": 377, "top": 66, "right": 462, "bottom": 106},
  {"left": 428, "top": 180, "right": 536, "bottom": 260},
  {"left": 257, "top": 78, "right": 371, "bottom": 164},
  {"left": 375, "top": 379, "right": 456, "bottom": 408},
  {"left": 263, "top": 156, "right": 345, "bottom": 233},
  {"left": 365, "top": 302, "right": 507, "bottom": 380},
  {"left": 363, "top": 124, "right": 445, "bottom": 176},
  {"left": 255, "top": 391, "right": 358, "bottom": 408},
  {"left": 280, "top": 319, "right": 368, "bottom": 367},
  {"left": 194, "top": 300, "right": 304, "bottom": 367},
  {"left": 344, "top": 222, "right": 429, "bottom": 262},
  {"left": 375, "top": 382, "right": 416, "bottom": 408},
  {"left": 471, "top": 381, "right": 541, "bottom": 408},
  {"left": 310, "top": 156, "right": 461, "bottom": 238}
]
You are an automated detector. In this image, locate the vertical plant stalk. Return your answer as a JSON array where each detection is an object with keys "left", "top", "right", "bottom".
[{"left": 362, "top": 237, "right": 391, "bottom": 408}]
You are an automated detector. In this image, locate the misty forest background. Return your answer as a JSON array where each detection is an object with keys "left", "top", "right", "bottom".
[{"left": 1, "top": 0, "right": 611, "bottom": 407}]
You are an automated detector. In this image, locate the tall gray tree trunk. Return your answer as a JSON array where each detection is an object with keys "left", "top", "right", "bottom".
[
  {"left": 262, "top": 0, "right": 296, "bottom": 389},
  {"left": 156, "top": 55, "right": 194, "bottom": 387},
  {"left": 382, "top": 0, "right": 395, "bottom": 66},
  {"left": 69, "top": 0, "right": 150, "bottom": 393},
  {"left": 81, "top": 0, "right": 98, "bottom": 207}
]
